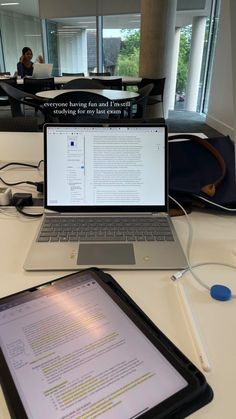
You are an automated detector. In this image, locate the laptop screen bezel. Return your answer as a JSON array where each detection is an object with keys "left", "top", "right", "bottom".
[{"left": 43, "top": 123, "right": 168, "bottom": 213}]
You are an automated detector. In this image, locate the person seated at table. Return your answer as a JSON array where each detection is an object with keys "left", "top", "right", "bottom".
[{"left": 17, "top": 47, "right": 34, "bottom": 78}]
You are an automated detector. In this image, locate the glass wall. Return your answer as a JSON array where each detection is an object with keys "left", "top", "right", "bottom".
[
  {"left": 0, "top": 30, "right": 5, "bottom": 72},
  {"left": 45, "top": 14, "right": 140, "bottom": 77},
  {"left": 0, "top": 1, "right": 218, "bottom": 115},
  {"left": 46, "top": 16, "right": 96, "bottom": 76},
  {"left": 0, "top": 9, "right": 42, "bottom": 75},
  {"left": 175, "top": 25, "right": 192, "bottom": 109},
  {"left": 45, "top": 20, "right": 59, "bottom": 76},
  {"left": 103, "top": 14, "right": 140, "bottom": 76},
  {"left": 199, "top": 0, "right": 221, "bottom": 114}
]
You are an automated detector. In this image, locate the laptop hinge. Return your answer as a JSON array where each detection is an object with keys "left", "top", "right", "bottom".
[{"left": 152, "top": 212, "right": 168, "bottom": 217}]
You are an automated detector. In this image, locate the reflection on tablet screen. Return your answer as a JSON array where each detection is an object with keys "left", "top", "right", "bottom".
[{"left": 0, "top": 271, "right": 188, "bottom": 418}]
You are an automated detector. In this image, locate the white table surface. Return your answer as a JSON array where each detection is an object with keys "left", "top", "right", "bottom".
[
  {"left": 36, "top": 88, "right": 139, "bottom": 100},
  {"left": 0, "top": 132, "right": 236, "bottom": 418}
]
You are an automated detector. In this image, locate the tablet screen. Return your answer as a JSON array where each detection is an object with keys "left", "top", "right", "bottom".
[{"left": 0, "top": 271, "right": 188, "bottom": 418}]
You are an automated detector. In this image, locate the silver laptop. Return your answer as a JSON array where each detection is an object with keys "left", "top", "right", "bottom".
[
  {"left": 24, "top": 123, "right": 187, "bottom": 271},
  {"left": 32, "top": 63, "right": 53, "bottom": 78}
]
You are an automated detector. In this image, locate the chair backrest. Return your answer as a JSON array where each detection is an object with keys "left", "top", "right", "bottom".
[
  {"left": 138, "top": 83, "right": 154, "bottom": 98},
  {"left": 139, "top": 77, "right": 165, "bottom": 98},
  {"left": 0, "top": 82, "right": 28, "bottom": 116},
  {"left": 62, "top": 72, "right": 85, "bottom": 76},
  {"left": 89, "top": 71, "right": 111, "bottom": 76},
  {"left": 64, "top": 78, "right": 104, "bottom": 89},
  {"left": 45, "top": 91, "right": 117, "bottom": 122},
  {"left": 92, "top": 78, "right": 122, "bottom": 90},
  {"left": 23, "top": 77, "right": 55, "bottom": 95},
  {"left": 0, "top": 82, "right": 46, "bottom": 117},
  {"left": 0, "top": 77, "right": 17, "bottom": 96},
  {"left": 132, "top": 83, "right": 154, "bottom": 118},
  {"left": 0, "top": 82, "right": 41, "bottom": 100}
]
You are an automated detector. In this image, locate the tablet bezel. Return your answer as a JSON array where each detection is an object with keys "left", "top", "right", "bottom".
[{"left": 0, "top": 268, "right": 213, "bottom": 418}]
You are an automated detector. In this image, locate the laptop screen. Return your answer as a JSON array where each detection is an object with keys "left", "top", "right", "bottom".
[
  {"left": 44, "top": 124, "right": 167, "bottom": 211},
  {"left": 32, "top": 63, "right": 53, "bottom": 78}
]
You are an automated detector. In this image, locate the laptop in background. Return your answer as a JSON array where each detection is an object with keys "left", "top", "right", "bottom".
[
  {"left": 32, "top": 63, "right": 53, "bottom": 78},
  {"left": 24, "top": 123, "right": 187, "bottom": 271}
]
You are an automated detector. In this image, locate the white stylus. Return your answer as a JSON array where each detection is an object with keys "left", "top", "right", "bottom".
[{"left": 175, "top": 280, "right": 211, "bottom": 372}]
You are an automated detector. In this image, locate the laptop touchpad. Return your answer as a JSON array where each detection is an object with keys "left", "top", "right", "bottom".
[{"left": 77, "top": 244, "right": 135, "bottom": 265}]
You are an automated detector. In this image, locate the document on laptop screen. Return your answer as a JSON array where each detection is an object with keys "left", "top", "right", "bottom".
[
  {"left": 46, "top": 126, "right": 165, "bottom": 207},
  {"left": 0, "top": 272, "right": 187, "bottom": 419}
]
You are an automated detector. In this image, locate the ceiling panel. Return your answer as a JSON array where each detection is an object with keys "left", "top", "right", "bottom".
[
  {"left": 0, "top": 0, "right": 39, "bottom": 17},
  {"left": 0, "top": 0, "right": 212, "bottom": 22}
]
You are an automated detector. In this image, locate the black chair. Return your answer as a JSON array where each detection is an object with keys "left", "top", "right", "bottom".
[
  {"left": 45, "top": 91, "right": 122, "bottom": 122},
  {"left": 131, "top": 83, "right": 154, "bottom": 118},
  {"left": 92, "top": 78, "right": 122, "bottom": 90},
  {"left": 138, "top": 78, "right": 166, "bottom": 117},
  {"left": 23, "top": 77, "right": 55, "bottom": 95},
  {"left": 0, "top": 82, "right": 47, "bottom": 117},
  {"left": 0, "top": 117, "right": 40, "bottom": 132},
  {"left": 62, "top": 72, "right": 85, "bottom": 76},
  {"left": 0, "top": 77, "right": 17, "bottom": 107},
  {"left": 63, "top": 78, "right": 104, "bottom": 89},
  {"left": 89, "top": 71, "right": 111, "bottom": 76}
]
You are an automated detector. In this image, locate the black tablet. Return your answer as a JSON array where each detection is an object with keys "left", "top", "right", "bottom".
[{"left": 0, "top": 268, "right": 213, "bottom": 418}]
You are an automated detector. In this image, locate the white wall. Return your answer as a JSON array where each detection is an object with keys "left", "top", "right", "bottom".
[{"left": 206, "top": 0, "right": 234, "bottom": 138}]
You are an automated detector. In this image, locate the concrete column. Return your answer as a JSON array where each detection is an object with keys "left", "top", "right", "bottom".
[
  {"left": 169, "top": 27, "right": 181, "bottom": 110},
  {"left": 185, "top": 16, "right": 207, "bottom": 111},
  {"left": 139, "top": 0, "right": 177, "bottom": 118}
]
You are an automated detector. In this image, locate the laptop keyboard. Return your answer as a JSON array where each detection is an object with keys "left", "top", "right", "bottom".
[{"left": 37, "top": 216, "right": 174, "bottom": 242}]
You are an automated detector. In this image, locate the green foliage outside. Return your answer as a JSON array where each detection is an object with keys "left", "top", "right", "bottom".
[
  {"left": 115, "top": 26, "right": 192, "bottom": 96},
  {"left": 116, "top": 29, "right": 140, "bottom": 76},
  {"left": 117, "top": 48, "right": 139, "bottom": 76},
  {"left": 176, "top": 26, "right": 192, "bottom": 95}
]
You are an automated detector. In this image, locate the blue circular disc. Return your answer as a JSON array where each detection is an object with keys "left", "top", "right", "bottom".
[{"left": 210, "top": 284, "right": 232, "bottom": 301}]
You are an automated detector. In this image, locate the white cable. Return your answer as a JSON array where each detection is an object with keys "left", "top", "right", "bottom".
[
  {"left": 168, "top": 195, "right": 207, "bottom": 289},
  {"left": 168, "top": 195, "right": 236, "bottom": 297},
  {"left": 171, "top": 263, "right": 236, "bottom": 298},
  {"left": 192, "top": 194, "right": 236, "bottom": 212},
  {"left": 168, "top": 194, "right": 193, "bottom": 263}
]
